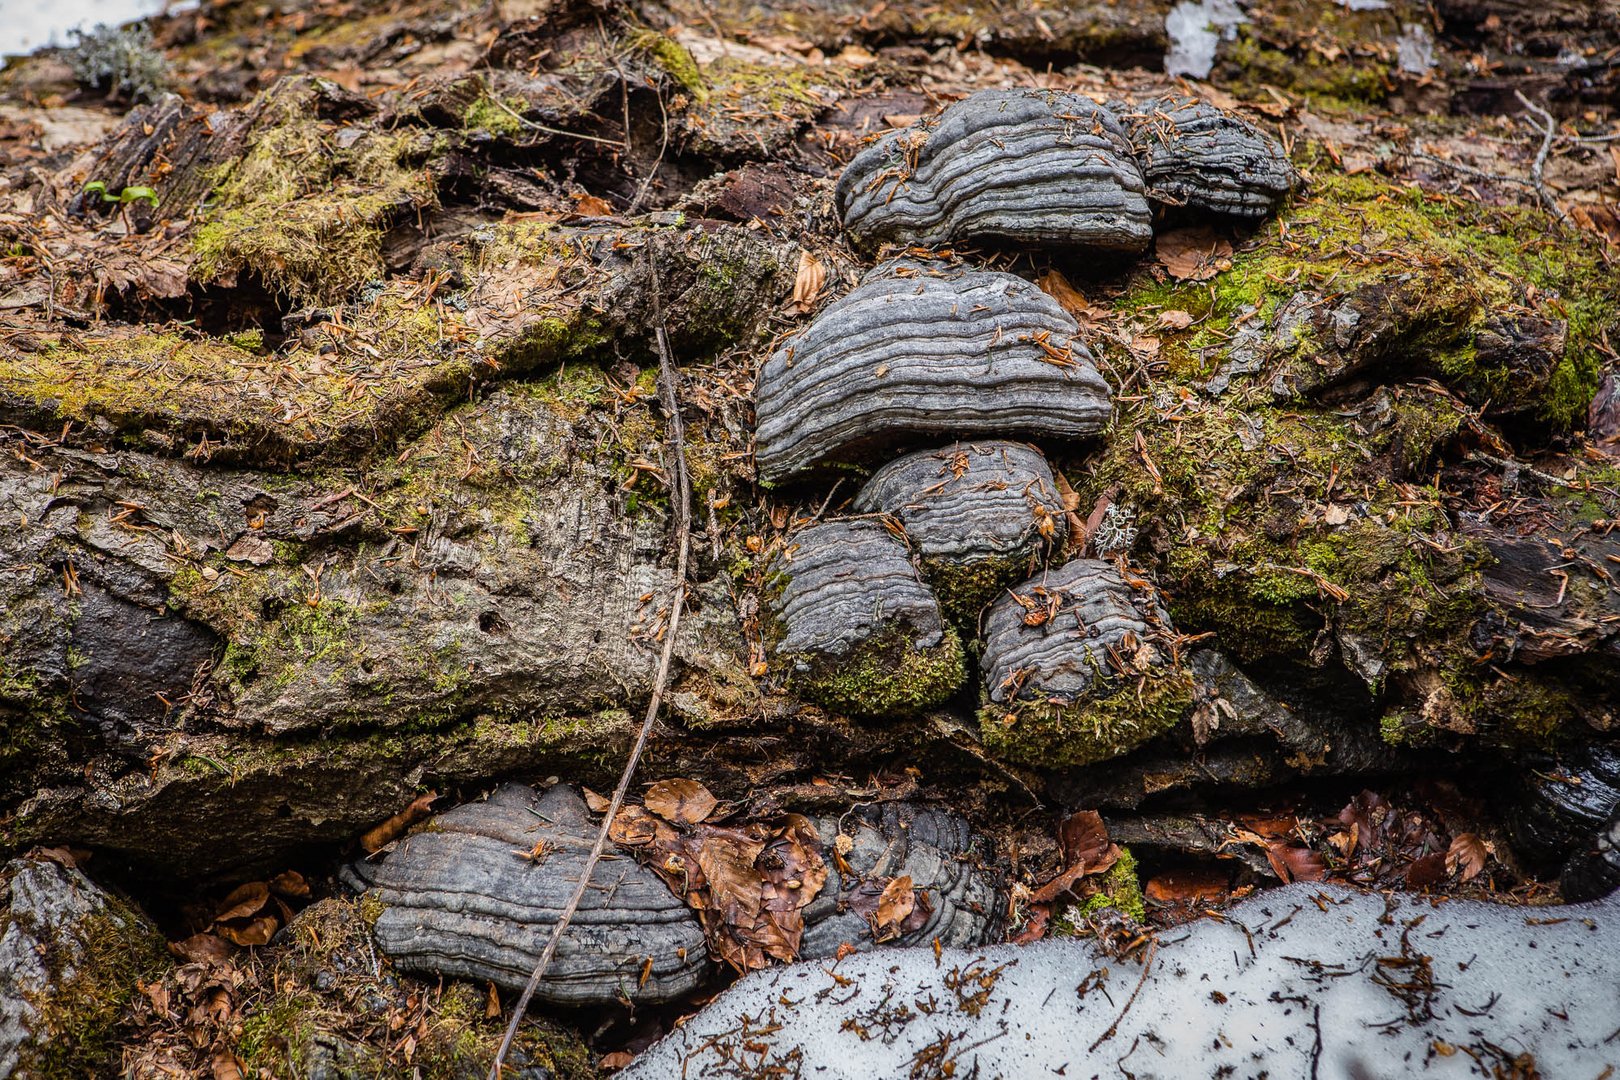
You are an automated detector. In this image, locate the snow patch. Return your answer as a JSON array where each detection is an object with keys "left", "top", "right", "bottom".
[
  {"left": 625, "top": 883, "right": 1620, "bottom": 1079},
  {"left": 1164, "top": 0, "right": 1246, "bottom": 80}
]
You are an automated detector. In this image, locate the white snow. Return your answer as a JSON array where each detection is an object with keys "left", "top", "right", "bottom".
[
  {"left": 1164, "top": 0, "right": 1246, "bottom": 80},
  {"left": 1, "top": 0, "right": 172, "bottom": 59},
  {"left": 625, "top": 883, "right": 1620, "bottom": 1079}
]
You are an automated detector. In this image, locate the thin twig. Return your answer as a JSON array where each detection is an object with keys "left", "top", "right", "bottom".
[
  {"left": 1402, "top": 148, "right": 1539, "bottom": 190},
  {"left": 485, "top": 95, "right": 629, "bottom": 149},
  {"left": 1088, "top": 938, "right": 1158, "bottom": 1052},
  {"left": 488, "top": 248, "right": 692, "bottom": 1079},
  {"left": 1513, "top": 90, "right": 1573, "bottom": 227}
]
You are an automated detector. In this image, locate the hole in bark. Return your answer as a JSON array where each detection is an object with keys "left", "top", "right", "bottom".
[{"left": 478, "top": 610, "right": 508, "bottom": 635}]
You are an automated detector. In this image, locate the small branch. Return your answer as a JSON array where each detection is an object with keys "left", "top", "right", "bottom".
[
  {"left": 485, "top": 95, "right": 629, "bottom": 149},
  {"left": 1402, "top": 148, "right": 1539, "bottom": 190},
  {"left": 488, "top": 248, "right": 692, "bottom": 1079},
  {"left": 1513, "top": 90, "right": 1574, "bottom": 227},
  {"left": 1088, "top": 938, "right": 1158, "bottom": 1052}
]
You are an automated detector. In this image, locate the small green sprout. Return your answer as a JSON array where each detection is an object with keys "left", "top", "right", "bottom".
[{"left": 82, "top": 182, "right": 161, "bottom": 232}]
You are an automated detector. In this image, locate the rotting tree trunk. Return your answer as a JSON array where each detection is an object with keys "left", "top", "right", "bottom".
[{"left": 0, "top": 0, "right": 1619, "bottom": 1073}]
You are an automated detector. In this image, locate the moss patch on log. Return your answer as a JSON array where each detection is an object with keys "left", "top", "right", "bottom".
[
  {"left": 789, "top": 626, "right": 967, "bottom": 719},
  {"left": 193, "top": 78, "right": 439, "bottom": 304},
  {"left": 978, "top": 667, "right": 1195, "bottom": 768}
]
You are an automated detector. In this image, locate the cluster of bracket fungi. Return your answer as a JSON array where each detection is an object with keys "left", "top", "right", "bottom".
[
  {"left": 760, "top": 87, "right": 1295, "bottom": 756},
  {"left": 351, "top": 88, "right": 1300, "bottom": 1007}
]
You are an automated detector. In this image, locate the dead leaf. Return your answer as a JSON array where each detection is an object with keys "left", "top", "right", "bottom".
[
  {"left": 485, "top": 981, "right": 502, "bottom": 1019},
  {"left": 216, "top": 913, "right": 278, "bottom": 947},
  {"left": 791, "top": 250, "right": 826, "bottom": 312},
  {"left": 169, "top": 933, "right": 234, "bottom": 963},
  {"left": 1144, "top": 867, "right": 1231, "bottom": 903},
  {"left": 1155, "top": 227, "right": 1234, "bottom": 281},
  {"left": 224, "top": 534, "right": 275, "bottom": 565},
  {"left": 1445, "top": 833, "right": 1488, "bottom": 882},
  {"left": 582, "top": 787, "right": 611, "bottom": 814},
  {"left": 211, "top": 1050, "right": 245, "bottom": 1080},
  {"left": 269, "top": 870, "right": 310, "bottom": 898},
  {"left": 1036, "top": 269, "right": 1088, "bottom": 318},
  {"left": 644, "top": 778, "right": 720, "bottom": 825},
  {"left": 212, "top": 882, "right": 270, "bottom": 924},
  {"left": 571, "top": 193, "right": 614, "bottom": 216},
  {"left": 360, "top": 791, "right": 438, "bottom": 853},
  {"left": 1009, "top": 902, "right": 1050, "bottom": 944},
  {"left": 600, "top": 1051, "right": 635, "bottom": 1071},
  {"left": 1059, "top": 810, "right": 1113, "bottom": 868},
  {"left": 868, "top": 875, "right": 917, "bottom": 942},
  {"left": 1265, "top": 842, "right": 1326, "bottom": 883},
  {"left": 1405, "top": 851, "right": 1447, "bottom": 888},
  {"left": 1156, "top": 309, "right": 1194, "bottom": 330}
]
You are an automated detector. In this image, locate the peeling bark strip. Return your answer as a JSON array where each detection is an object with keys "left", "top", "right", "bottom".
[
  {"left": 836, "top": 89, "right": 1154, "bottom": 253},
  {"left": 753, "top": 259, "right": 1111, "bottom": 484}
]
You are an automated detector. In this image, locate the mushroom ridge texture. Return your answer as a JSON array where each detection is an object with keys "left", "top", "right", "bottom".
[
  {"left": 346, "top": 783, "right": 709, "bottom": 1007},
  {"left": 1122, "top": 95, "right": 1297, "bottom": 219},
  {"left": 753, "top": 259, "right": 1111, "bottom": 484},
  {"left": 836, "top": 87, "right": 1153, "bottom": 253}
]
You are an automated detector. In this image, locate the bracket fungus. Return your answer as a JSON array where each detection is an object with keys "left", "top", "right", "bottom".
[
  {"left": 1123, "top": 96, "right": 1296, "bottom": 220},
  {"left": 753, "top": 260, "right": 1111, "bottom": 484},
  {"left": 978, "top": 559, "right": 1192, "bottom": 767},
  {"left": 852, "top": 441, "right": 1067, "bottom": 622},
  {"left": 764, "top": 518, "right": 965, "bottom": 717},
  {"left": 800, "top": 803, "right": 1002, "bottom": 957},
  {"left": 345, "top": 784, "right": 709, "bottom": 1007},
  {"left": 836, "top": 88, "right": 1153, "bottom": 253}
]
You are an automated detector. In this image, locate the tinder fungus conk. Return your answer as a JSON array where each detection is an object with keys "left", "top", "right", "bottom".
[
  {"left": 350, "top": 784, "right": 708, "bottom": 1006},
  {"left": 765, "top": 518, "right": 964, "bottom": 716},
  {"left": 837, "top": 88, "right": 1153, "bottom": 253},
  {"left": 754, "top": 259, "right": 1110, "bottom": 484}
]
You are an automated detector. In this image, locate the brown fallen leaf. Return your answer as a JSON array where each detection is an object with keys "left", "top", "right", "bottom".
[
  {"left": 216, "top": 913, "right": 278, "bottom": 947},
  {"left": 211, "top": 1050, "right": 245, "bottom": 1080},
  {"left": 600, "top": 1051, "right": 635, "bottom": 1071},
  {"left": 1155, "top": 227, "right": 1234, "bottom": 281},
  {"left": 1157, "top": 309, "right": 1194, "bottom": 330},
  {"left": 1144, "top": 867, "right": 1231, "bottom": 904},
  {"left": 1445, "top": 833, "right": 1488, "bottom": 882},
  {"left": 1059, "top": 810, "right": 1113, "bottom": 868},
  {"left": 644, "top": 778, "right": 720, "bottom": 825},
  {"left": 224, "top": 534, "right": 274, "bottom": 565},
  {"left": 582, "top": 787, "right": 611, "bottom": 814},
  {"left": 485, "top": 980, "right": 502, "bottom": 1019},
  {"left": 269, "top": 869, "right": 310, "bottom": 898},
  {"left": 360, "top": 791, "right": 438, "bottom": 853},
  {"left": 169, "top": 933, "right": 234, "bottom": 963},
  {"left": 869, "top": 875, "right": 917, "bottom": 943},
  {"left": 791, "top": 250, "right": 827, "bottom": 312},
  {"left": 1265, "top": 842, "right": 1326, "bottom": 883},
  {"left": 1405, "top": 851, "right": 1447, "bottom": 888},
  {"left": 212, "top": 882, "right": 270, "bottom": 924},
  {"left": 1036, "top": 269, "right": 1089, "bottom": 318},
  {"left": 572, "top": 193, "right": 614, "bottom": 216}
]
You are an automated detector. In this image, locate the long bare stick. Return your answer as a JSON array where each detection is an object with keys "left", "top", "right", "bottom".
[
  {"left": 489, "top": 250, "right": 693, "bottom": 1078},
  {"left": 1513, "top": 89, "right": 1573, "bottom": 227}
]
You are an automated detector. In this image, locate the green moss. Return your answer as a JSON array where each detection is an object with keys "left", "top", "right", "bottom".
[
  {"left": 979, "top": 667, "right": 1195, "bottom": 768},
  {"left": 10, "top": 885, "right": 167, "bottom": 1079},
  {"left": 922, "top": 555, "right": 1028, "bottom": 632},
  {"left": 1079, "top": 848, "right": 1146, "bottom": 922},
  {"left": 791, "top": 626, "right": 967, "bottom": 719},
  {"left": 462, "top": 91, "right": 528, "bottom": 137},
  {"left": 627, "top": 29, "right": 708, "bottom": 100},
  {"left": 193, "top": 78, "right": 438, "bottom": 304}
]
